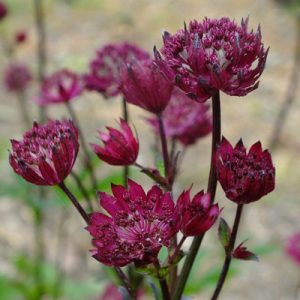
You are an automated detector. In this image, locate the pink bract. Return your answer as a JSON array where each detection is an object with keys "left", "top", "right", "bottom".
[
  {"left": 87, "top": 179, "right": 179, "bottom": 267},
  {"left": 215, "top": 137, "right": 275, "bottom": 204},
  {"left": 148, "top": 88, "right": 212, "bottom": 145},
  {"left": 9, "top": 120, "right": 79, "bottom": 186},
  {"left": 84, "top": 42, "right": 150, "bottom": 97},
  {"left": 4, "top": 63, "right": 32, "bottom": 93},
  {"left": 37, "top": 69, "right": 82, "bottom": 106},
  {"left": 91, "top": 119, "right": 138, "bottom": 166},
  {"left": 177, "top": 189, "right": 220, "bottom": 236},
  {"left": 161, "top": 17, "right": 268, "bottom": 101}
]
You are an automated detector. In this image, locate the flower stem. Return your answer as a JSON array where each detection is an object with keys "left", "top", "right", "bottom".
[
  {"left": 211, "top": 204, "right": 243, "bottom": 300},
  {"left": 157, "top": 113, "right": 170, "bottom": 178},
  {"left": 173, "top": 91, "right": 221, "bottom": 300},
  {"left": 154, "top": 261, "right": 171, "bottom": 300},
  {"left": 115, "top": 266, "right": 137, "bottom": 299},
  {"left": 65, "top": 102, "right": 98, "bottom": 194},
  {"left": 122, "top": 97, "right": 129, "bottom": 187},
  {"left": 58, "top": 181, "right": 89, "bottom": 224}
]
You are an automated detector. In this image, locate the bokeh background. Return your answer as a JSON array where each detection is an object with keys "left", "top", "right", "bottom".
[{"left": 0, "top": 0, "right": 300, "bottom": 299}]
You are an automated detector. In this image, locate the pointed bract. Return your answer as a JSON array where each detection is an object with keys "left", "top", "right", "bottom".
[{"left": 232, "top": 242, "right": 259, "bottom": 261}]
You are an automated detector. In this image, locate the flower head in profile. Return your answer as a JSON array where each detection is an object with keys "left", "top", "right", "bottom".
[
  {"left": 148, "top": 88, "right": 212, "bottom": 145},
  {"left": 161, "top": 17, "right": 268, "bottom": 101},
  {"left": 215, "top": 137, "right": 275, "bottom": 204},
  {"left": 87, "top": 179, "right": 179, "bottom": 266},
  {"left": 9, "top": 120, "right": 79, "bottom": 186},
  {"left": 121, "top": 59, "right": 174, "bottom": 113},
  {"left": 84, "top": 42, "right": 150, "bottom": 97},
  {"left": 0, "top": 2, "right": 7, "bottom": 20},
  {"left": 4, "top": 63, "right": 32, "bottom": 93},
  {"left": 286, "top": 233, "right": 300, "bottom": 266},
  {"left": 91, "top": 119, "right": 138, "bottom": 166},
  {"left": 37, "top": 69, "right": 82, "bottom": 106},
  {"left": 177, "top": 189, "right": 220, "bottom": 236}
]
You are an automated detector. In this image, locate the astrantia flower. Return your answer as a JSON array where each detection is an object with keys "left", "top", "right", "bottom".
[
  {"left": 91, "top": 119, "right": 138, "bottom": 166},
  {"left": 121, "top": 59, "right": 174, "bottom": 113},
  {"left": 286, "top": 233, "right": 300, "bottom": 266},
  {"left": 148, "top": 88, "right": 212, "bottom": 145},
  {"left": 0, "top": 2, "right": 7, "bottom": 20},
  {"left": 161, "top": 17, "right": 268, "bottom": 101},
  {"left": 177, "top": 189, "right": 220, "bottom": 236},
  {"left": 15, "top": 31, "right": 27, "bottom": 44},
  {"left": 9, "top": 120, "right": 79, "bottom": 186},
  {"left": 37, "top": 69, "right": 82, "bottom": 106},
  {"left": 215, "top": 137, "right": 275, "bottom": 204},
  {"left": 4, "top": 63, "right": 32, "bottom": 93},
  {"left": 87, "top": 179, "right": 179, "bottom": 266},
  {"left": 84, "top": 42, "right": 150, "bottom": 97}
]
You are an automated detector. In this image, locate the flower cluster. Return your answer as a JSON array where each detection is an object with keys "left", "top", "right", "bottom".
[
  {"left": 148, "top": 88, "right": 212, "bottom": 145},
  {"left": 37, "top": 69, "right": 82, "bottom": 106},
  {"left": 4, "top": 63, "right": 32, "bottom": 93},
  {"left": 9, "top": 120, "right": 79, "bottom": 186},
  {"left": 215, "top": 137, "right": 275, "bottom": 204},
  {"left": 84, "top": 42, "right": 150, "bottom": 97},
  {"left": 161, "top": 17, "right": 268, "bottom": 101}
]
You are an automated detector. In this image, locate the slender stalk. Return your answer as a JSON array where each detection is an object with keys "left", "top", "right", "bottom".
[
  {"left": 17, "top": 91, "right": 31, "bottom": 128},
  {"left": 115, "top": 266, "right": 137, "bottom": 299},
  {"left": 70, "top": 171, "right": 94, "bottom": 212},
  {"left": 211, "top": 204, "right": 243, "bottom": 300},
  {"left": 269, "top": 15, "right": 300, "bottom": 150},
  {"left": 154, "top": 261, "right": 171, "bottom": 300},
  {"left": 169, "top": 235, "right": 187, "bottom": 265},
  {"left": 58, "top": 182, "right": 89, "bottom": 224},
  {"left": 65, "top": 102, "right": 98, "bottom": 194},
  {"left": 122, "top": 97, "right": 129, "bottom": 187},
  {"left": 173, "top": 91, "right": 221, "bottom": 300},
  {"left": 157, "top": 113, "right": 170, "bottom": 178},
  {"left": 33, "top": 0, "right": 47, "bottom": 122}
]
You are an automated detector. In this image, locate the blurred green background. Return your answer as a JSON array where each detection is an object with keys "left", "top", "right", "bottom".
[{"left": 0, "top": 0, "right": 300, "bottom": 299}]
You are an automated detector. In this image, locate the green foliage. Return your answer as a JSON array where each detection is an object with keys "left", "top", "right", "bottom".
[{"left": 218, "top": 218, "right": 231, "bottom": 251}]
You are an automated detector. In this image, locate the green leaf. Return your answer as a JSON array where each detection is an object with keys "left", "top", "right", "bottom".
[{"left": 218, "top": 218, "right": 231, "bottom": 251}]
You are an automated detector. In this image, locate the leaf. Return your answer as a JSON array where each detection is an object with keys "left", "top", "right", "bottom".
[{"left": 218, "top": 218, "right": 231, "bottom": 250}]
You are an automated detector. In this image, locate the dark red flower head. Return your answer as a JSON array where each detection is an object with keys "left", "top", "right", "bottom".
[
  {"left": 121, "top": 59, "right": 174, "bottom": 113},
  {"left": 9, "top": 120, "right": 79, "bottom": 186},
  {"left": 215, "top": 137, "right": 275, "bottom": 204},
  {"left": 91, "top": 119, "right": 138, "bottom": 166},
  {"left": 161, "top": 17, "right": 268, "bottom": 102},
  {"left": 286, "top": 233, "right": 300, "bottom": 266},
  {"left": 37, "top": 69, "right": 82, "bottom": 106},
  {"left": 84, "top": 42, "right": 150, "bottom": 97},
  {"left": 177, "top": 188, "right": 220, "bottom": 236},
  {"left": 15, "top": 31, "right": 27, "bottom": 44},
  {"left": 0, "top": 2, "right": 7, "bottom": 20},
  {"left": 148, "top": 88, "right": 212, "bottom": 145},
  {"left": 4, "top": 63, "right": 32, "bottom": 93},
  {"left": 87, "top": 179, "right": 179, "bottom": 266}
]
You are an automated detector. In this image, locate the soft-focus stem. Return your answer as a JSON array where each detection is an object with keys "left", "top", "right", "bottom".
[
  {"left": 70, "top": 171, "right": 94, "bottom": 212},
  {"left": 210, "top": 204, "right": 244, "bottom": 300},
  {"left": 17, "top": 91, "right": 31, "bottom": 128},
  {"left": 33, "top": 0, "right": 47, "bottom": 122},
  {"left": 173, "top": 91, "right": 221, "bottom": 300},
  {"left": 65, "top": 102, "right": 98, "bottom": 194},
  {"left": 115, "top": 266, "right": 137, "bottom": 299},
  {"left": 122, "top": 97, "right": 129, "bottom": 187},
  {"left": 169, "top": 235, "right": 186, "bottom": 265},
  {"left": 58, "top": 182, "right": 90, "bottom": 224},
  {"left": 154, "top": 261, "right": 171, "bottom": 300}
]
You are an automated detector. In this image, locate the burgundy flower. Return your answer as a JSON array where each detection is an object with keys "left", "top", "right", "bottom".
[
  {"left": 232, "top": 241, "right": 258, "bottom": 261},
  {"left": 91, "top": 119, "right": 138, "bottom": 166},
  {"left": 4, "top": 63, "right": 32, "bottom": 93},
  {"left": 161, "top": 17, "right": 268, "bottom": 101},
  {"left": 84, "top": 42, "right": 150, "bottom": 97},
  {"left": 15, "top": 31, "right": 27, "bottom": 44},
  {"left": 177, "top": 189, "right": 220, "bottom": 236},
  {"left": 87, "top": 179, "right": 179, "bottom": 266},
  {"left": 148, "top": 88, "right": 212, "bottom": 145},
  {"left": 0, "top": 2, "right": 7, "bottom": 20},
  {"left": 37, "top": 69, "right": 82, "bottom": 106},
  {"left": 9, "top": 120, "right": 79, "bottom": 186},
  {"left": 121, "top": 59, "right": 174, "bottom": 113},
  {"left": 215, "top": 137, "right": 275, "bottom": 204},
  {"left": 286, "top": 233, "right": 300, "bottom": 266}
]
